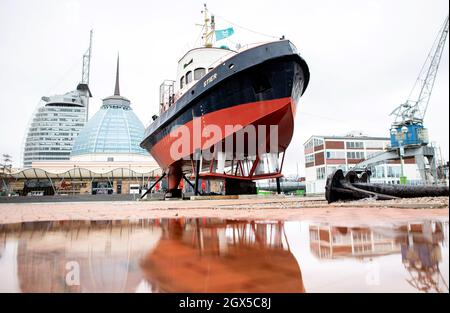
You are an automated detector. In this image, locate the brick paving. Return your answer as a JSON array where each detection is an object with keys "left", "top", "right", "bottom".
[{"left": 0, "top": 196, "right": 448, "bottom": 226}]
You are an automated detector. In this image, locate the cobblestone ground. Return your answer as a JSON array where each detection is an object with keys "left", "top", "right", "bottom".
[{"left": 0, "top": 196, "right": 448, "bottom": 226}]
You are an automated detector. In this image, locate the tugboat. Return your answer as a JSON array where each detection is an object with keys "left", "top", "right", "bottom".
[{"left": 140, "top": 5, "right": 310, "bottom": 197}]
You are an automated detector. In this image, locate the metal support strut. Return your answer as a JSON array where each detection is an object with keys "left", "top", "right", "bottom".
[
  {"left": 194, "top": 158, "right": 201, "bottom": 196},
  {"left": 140, "top": 172, "right": 166, "bottom": 199},
  {"left": 182, "top": 173, "right": 196, "bottom": 191},
  {"left": 276, "top": 177, "right": 281, "bottom": 194}
]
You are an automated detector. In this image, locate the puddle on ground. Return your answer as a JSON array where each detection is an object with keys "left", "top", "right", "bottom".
[{"left": 0, "top": 218, "right": 448, "bottom": 293}]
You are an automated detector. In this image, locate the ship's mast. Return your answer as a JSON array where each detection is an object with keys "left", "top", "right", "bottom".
[{"left": 201, "top": 4, "right": 215, "bottom": 47}]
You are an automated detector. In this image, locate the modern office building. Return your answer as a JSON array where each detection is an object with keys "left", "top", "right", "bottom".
[
  {"left": 303, "top": 132, "right": 425, "bottom": 194},
  {"left": 22, "top": 33, "right": 93, "bottom": 167},
  {"left": 22, "top": 88, "right": 91, "bottom": 167}
]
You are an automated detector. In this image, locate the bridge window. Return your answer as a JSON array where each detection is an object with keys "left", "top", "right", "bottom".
[
  {"left": 194, "top": 68, "right": 206, "bottom": 80},
  {"left": 180, "top": 76, "right": 185, "bottom": 89},
  {"left": 186, "top": 71, "right": 193, "bottom": 84}
]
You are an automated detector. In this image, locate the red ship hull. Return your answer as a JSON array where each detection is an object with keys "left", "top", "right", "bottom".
[
  {"left": 141, "top": 40, "right": 309, "bottom": 194},
  {"left": 150, "top": 96, "right": 295, "bottom": 170}
]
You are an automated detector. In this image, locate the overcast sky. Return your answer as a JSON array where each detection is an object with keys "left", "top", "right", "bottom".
[{"left": 0, "top": 0, "right": 448, "bottom": 175}]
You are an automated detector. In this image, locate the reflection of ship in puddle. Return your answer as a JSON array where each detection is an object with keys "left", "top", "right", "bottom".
[
  {"left": 0, "top": 219, "right": 304, "bottom": 293},
  {"left": 309, "top": 221, "right": 449, "bottom": 292},
  {"left": 141, "top": 219, "right": 304, "bottom": 292},
  {"left": 1, "top": 220, "right": 162, "bottom": 292},
  {"left": 0, "top": 238, "right": 4, "bottom": 260}
]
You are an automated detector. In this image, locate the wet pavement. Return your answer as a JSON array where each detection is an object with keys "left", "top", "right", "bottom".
[
  {"left": 0, "top": 218, "right": 448, "bottom": 293},
  {"left": 0, "top": 196, "right": 448, "bottom": 225}
]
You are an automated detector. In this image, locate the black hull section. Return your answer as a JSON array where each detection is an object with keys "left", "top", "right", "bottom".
[{"left": 140, "top": 40, "right": 310, "bottom": 151}]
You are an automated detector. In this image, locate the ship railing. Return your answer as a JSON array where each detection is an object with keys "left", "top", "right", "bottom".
[{"left": 207, "top": 41, "right": 274, "bottom": 70}]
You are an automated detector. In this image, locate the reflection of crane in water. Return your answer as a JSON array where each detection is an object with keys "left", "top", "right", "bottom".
[
  {"left": 401, "top": 221, "right": 449, "bottom": 293},
  {"left": 309, "top": 221, "right": 449, "bottom": 293}
]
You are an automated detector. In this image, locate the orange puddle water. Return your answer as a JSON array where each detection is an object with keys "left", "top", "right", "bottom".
[{"left": 0, "top": 218, "right": 448, "bottom": 293}]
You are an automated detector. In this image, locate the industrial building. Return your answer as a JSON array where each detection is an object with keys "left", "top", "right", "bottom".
[{"left": 303, "top": 132, "right": 428, "bottom": 195}]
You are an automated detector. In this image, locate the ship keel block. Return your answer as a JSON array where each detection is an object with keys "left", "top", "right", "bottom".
[
  {"left": 166, "top": 164, "right": 182, "bottom": 198},
  {"left": 224, "top": 178, "right": 257, "bottom": 195}
]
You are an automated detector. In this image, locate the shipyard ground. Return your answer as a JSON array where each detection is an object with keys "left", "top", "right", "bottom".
[{"left": 0, "top": 196, "right": 447, "bottom": 225}]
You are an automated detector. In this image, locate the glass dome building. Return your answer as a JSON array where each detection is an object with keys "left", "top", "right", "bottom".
[{"left": 71, "top": 57, "right": 149, "bottom": 161}]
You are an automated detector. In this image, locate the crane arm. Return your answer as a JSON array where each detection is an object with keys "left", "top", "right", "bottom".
[{"left": 391, "top": 15, "right": 449, "bottom": 125}]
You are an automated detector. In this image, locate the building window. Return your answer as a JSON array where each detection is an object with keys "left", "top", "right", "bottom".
[
  {"left": 372, "top": 165, "right": 385, "bottom": 178},
  {"left": 305, "top": 139, "right": 314, "bottom": 150},
  {"left": 347, "top": 151, "right": 365, "bottom": 159},
  {"left": 186, "top": 71, "right": 193, "bottom": 84},
  {"left": 314, "top": 138, "right": 324, "bottom": 147},
  {"left": 194, "top": 68, "right": 206, "bottom": 80},
  {"left": 305, "top": 154, "right": 314, "bottom": 163},
  {"left": 326, "top": 150, "right": 346, "bottom": 159},
  {"left": 346, "top": 141, "right": 364, "bottom": 149},
  {"left": 107, "top": 157, "right": 114, "bottom": 162},
  {"left": 387, "top": 166, "right": 401, "bottom": 178},
  {"left": 316, "top": 167, "right": 326, "bottom": 180}
]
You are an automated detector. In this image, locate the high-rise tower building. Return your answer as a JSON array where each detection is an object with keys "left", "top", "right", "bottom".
[{"left": 22, "top": 31, "right": 93, "bottom": 167}]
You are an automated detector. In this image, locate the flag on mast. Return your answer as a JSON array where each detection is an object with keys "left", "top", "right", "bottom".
[{"left": 215, "top": 27, "right": 234, "bottom": 41}]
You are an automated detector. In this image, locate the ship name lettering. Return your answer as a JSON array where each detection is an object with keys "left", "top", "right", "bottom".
[{"left": 204, "top": 73, "right": 217, "bottom": 87}]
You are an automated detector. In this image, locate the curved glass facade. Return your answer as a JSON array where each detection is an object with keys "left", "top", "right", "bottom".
[
  {"left": 23, "top": 89, "right": 89, "bottom": 167},
  {"left": 71, "top": 101, "right": 147, "bottom": 156}
]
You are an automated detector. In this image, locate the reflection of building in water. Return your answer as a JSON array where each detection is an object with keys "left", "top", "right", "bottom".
[
  {"left": 309, "top": 224, "right": 399, "bottom": 259},
  {"left": 0, "top": 219, "right": 303, "bottom": 293},
  {"left": 1, "top": 220, "right": 161, "bottom": 292},
  {"left": 141, "top": 219, "right": 305, "bottom": 292},
  {"left": 398, "top": 221, "right": 448, "bottom": 293},
  {"left": 309, "top": 221, "right": 449, "bottom": 293}
]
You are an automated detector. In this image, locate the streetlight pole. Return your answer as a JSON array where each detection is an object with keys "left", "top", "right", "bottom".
[{"left": 1, "top": 154, "right": 12, "bottom": 195}]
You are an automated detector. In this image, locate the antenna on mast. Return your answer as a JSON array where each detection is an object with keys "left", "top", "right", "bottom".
[
  {"left": 77, "top": 29, "right": 93, "bottom": 122},
  {"left": 200, "top": 4, "right": 215, "bottom": 47},
  {"left": 82, "top": 29, "right": 93, "bottom": 85}
]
